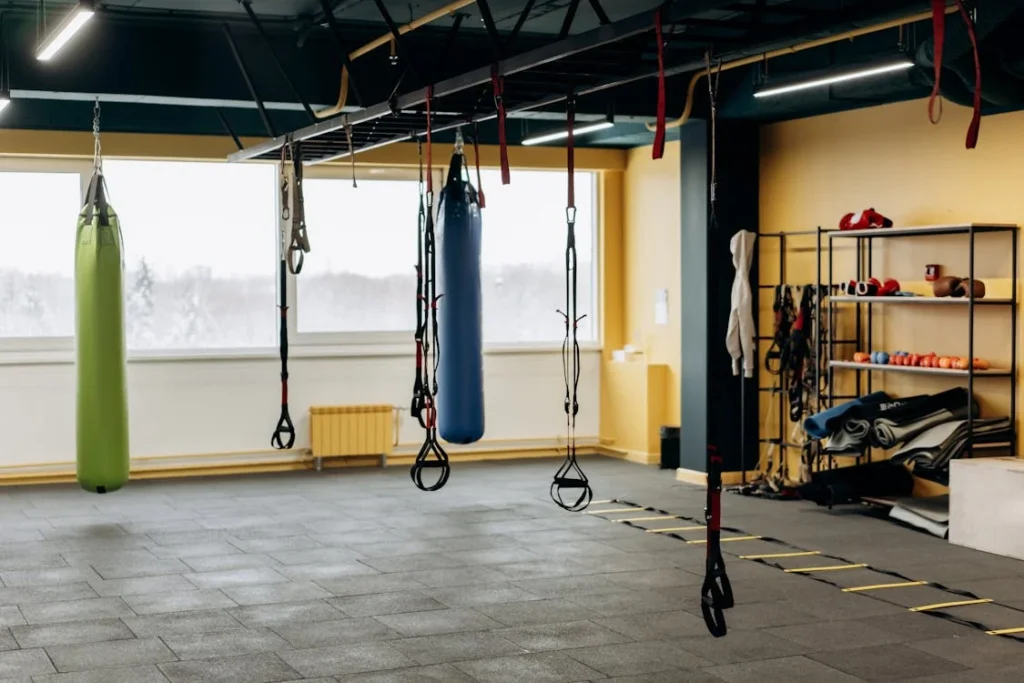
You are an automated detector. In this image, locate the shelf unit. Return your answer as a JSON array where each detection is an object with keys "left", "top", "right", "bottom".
[
  {"left": 756, "top": 227, "right": 861, "bottom": 481},
  {"left": 825, "top": 223, "right": 1019, "bottom": 463}
]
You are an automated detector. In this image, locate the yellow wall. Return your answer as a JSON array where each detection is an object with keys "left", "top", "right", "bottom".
[{"left": 760, "top": 98, "right": 1021, "bottom": 480}]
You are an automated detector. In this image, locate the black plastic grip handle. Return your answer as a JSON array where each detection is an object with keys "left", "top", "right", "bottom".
[{"left": 271, "top": 408, "right": 296, "bottom": 450}]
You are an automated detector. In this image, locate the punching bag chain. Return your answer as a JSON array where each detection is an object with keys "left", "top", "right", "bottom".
[
  {"left": 700, "top": 444, "right": 734, "bottom": 637},
  {"left": 271, "top": 143, "right": 297, "bottom": 451},
  {"left": 92, "top": 98, "right": 102, "bottom": 173},
  {"left": 551, "top": 95, "right": 592, "bottom": 513},
  {"left": 411, "top": 86, "right": 451, "bottom": 493}
]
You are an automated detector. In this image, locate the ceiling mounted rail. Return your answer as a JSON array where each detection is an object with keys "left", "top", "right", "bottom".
[{"left": 225, "top": 1, "right": 740, "bottom": 163}]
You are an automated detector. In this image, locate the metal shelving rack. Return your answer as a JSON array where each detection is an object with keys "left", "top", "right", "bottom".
[
  {"left": 756, "top": 227, "right": 859, "bottom": 482},
  {"left": 825, "top": 223, "right": 1019, "bottom": 462}
]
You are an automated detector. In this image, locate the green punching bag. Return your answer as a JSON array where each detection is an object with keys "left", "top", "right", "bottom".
[{"left": 75, "top": 158, "right": 130, "bottom": 494}]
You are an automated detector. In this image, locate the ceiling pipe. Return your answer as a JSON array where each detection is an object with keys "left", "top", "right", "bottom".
[
  {"left": 315, "top": 0, "right": 477, "bottom": 119},
  {"left": 647, "top": 5, "right": 958, "bottom": 132}
]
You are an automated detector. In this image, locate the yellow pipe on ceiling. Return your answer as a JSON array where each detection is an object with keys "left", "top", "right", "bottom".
[
  {"left": 316, "top": 0, "right": 478, "bottom": 120},
  {"left": 647, "top": 6, "right": 957, "bottom": 132}
]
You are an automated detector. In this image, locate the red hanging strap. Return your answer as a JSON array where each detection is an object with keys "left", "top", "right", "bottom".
[
  {"left": 425, "top": 85, "right": 433, "bottom": 195},
  {"left": 652, "top": 8, "right": 667, "bottom": 160},
  {"left": 491, "top": 69, "right": 511, "bottom": 185},
  {"left": 472, "top": 128, "right": 486, "bottom": 209},
  {"left": 929, "top": 0, "right": 982, "bottom": 149}
]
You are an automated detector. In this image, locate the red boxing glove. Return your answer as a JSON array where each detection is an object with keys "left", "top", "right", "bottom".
[
  {"left": 839, "top": 208, "right": 894, "bottom": 231},
  {"left": 878, "top": 278, "right": 901, "bottom": 296}
]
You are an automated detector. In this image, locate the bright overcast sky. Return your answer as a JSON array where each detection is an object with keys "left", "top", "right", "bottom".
[{"left": 1, "top": 161, "right": 594, "bottom": 280}]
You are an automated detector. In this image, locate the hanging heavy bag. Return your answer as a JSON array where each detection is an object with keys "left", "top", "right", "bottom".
[
  {"left": 75, "top": 169, "right": 130, "bottom": 494},
  {"left": 435, "top": 149, "right": 485, "bottom": 444}
]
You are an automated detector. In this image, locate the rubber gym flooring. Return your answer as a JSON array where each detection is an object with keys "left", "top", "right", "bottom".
[{"left": 0, "top": 457, "right": 1021, "bottom": 682}]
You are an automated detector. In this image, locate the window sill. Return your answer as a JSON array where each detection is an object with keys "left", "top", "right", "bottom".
[{"left": 0, "top": 342, "right": 601, "bottom": 366}]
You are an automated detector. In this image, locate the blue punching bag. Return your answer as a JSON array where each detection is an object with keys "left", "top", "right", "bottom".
[{"left": 436, "top": 150, "right": 485, "bottom": 444}]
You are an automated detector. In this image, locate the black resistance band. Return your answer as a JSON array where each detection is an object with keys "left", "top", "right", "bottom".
[
  {"left": 410, "top": 87, "right": 451, "bottom": 492},
  {"left": 701, "top": 444, "right": 734, "bottom": 636},
  {"left": 272, "top": 143, "right": 299, "bottom": 450},
  {"left": 551, "top": 96, "right": 592, "bottom": 512}
]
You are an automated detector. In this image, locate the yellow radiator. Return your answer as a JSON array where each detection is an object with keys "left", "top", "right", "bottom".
[{"left": 309, "top": 405, "right": 395, "bottom": 459}]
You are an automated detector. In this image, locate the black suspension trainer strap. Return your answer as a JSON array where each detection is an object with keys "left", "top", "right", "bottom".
[
  {"left": 411, "top": 140, "right": 428, "bottom": 427},
  {"left": 272, "top": 143, "right": 297, "bottom": 450},
  {"left": 411, "top": 86, "right": 451, "bottom": 492},
  {"left": 551, "top": 96, "right": 592, "bottom": 513},
  {"left": 701, "top": 444, "right": 734, "bottom": 637},
  {"left": 287, "top": 141, "right": 310, "bottom": 275}
]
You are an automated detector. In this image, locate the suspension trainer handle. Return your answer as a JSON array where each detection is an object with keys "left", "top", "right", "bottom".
[{"left": 701, "top": 444, "right": 733, "bottom": 636}]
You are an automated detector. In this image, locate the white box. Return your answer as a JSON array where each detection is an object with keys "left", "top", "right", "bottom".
[{"left": 949, "top": 457, "right": 1024, "bottom": 561}]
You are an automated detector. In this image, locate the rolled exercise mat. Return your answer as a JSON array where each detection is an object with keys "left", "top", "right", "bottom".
[
  {"left": 803, "top": 391, "right": 890, "bottom": 439},
  {"left": 75, "top": 170, "right": 130, "bottom": 493},
  {"left": 435, "top": 149, "right": 485, "bottom": 444}
]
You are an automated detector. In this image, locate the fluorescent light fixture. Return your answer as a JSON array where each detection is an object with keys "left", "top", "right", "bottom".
[
  {"left": 522, "top": 120, "right": 614, "bottom": 146},
  {"left": 0, "top": 94, "right": 10, "bottom": 115},
  {"left": 36, "top": 1, "right": 96, "bottom": 62},
  {"left": 754, "top": 58, "right": 914, "bottom": 99}
]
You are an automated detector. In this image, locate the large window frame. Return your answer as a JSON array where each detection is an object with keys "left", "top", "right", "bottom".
[{"left": 0, "top": 156, "right": 601, "bottom": 363}]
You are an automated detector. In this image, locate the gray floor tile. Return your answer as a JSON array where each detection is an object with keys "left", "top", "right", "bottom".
[
  {"left": 0, "top": 649, "right": 57, "bottom": 677},
  {"left": 123, "top": 610, "right": 244, "bottom": 637},
  {"left": 330, "top": 592, "right": 446, "bottom": 618},
  {"left": 568, "top": 588, "right": 696, "bottom": 618},
  {"left": 562, "top": 640, "right": 712, "bottom": 677},
  {"left": 222, "top": 581, "right": 331, "bottom": 606},
  {"left": 19, "top": 597, "right": 133, "bottom": 625},
  {"left": 494, "top": 619, "right": 632, "bottom": 651},
  {"left": 0, "top": 606, "right": 25, "bottom": 628},
  {"left": 334, "top": 663, "right": 475, "bottom": 682},
  {"left": 181, "top": 554, "right": 279, "bottom": 573},
  {"left": 275, "top": 561, "right": 379, "bottom": 582},
  {"left": 602, "top": 672, "right": 725, "bottom": 683},
  {"left": 374, "top": 607, "right": 503, "bottom": 637},
  {"left": 900, "top": 664, "right": 1024, "bottom": 683},
  {"left": 597, "top": 567, "right": 705, "bottom": 590},
  {"left": 47, "top": 637, "right": 177, "bottom": 672},
  {"left": 277, "top": 641, "right": 414, "bottom": 677},
  {"left": 162, "top": 627, "right": 290, "bottom": 660},
  {"left": 148, "top": 542, "right": 243, "bottom": 559},
  {"left": 228, "top": 536, "right": 324, "bottom": 554},
  {"left": 90, "top": 558, "right": 189, "bottom": 580},
  {"left": 0, "top": 583, "right": 98, "bottom": 607},
  {"left": 182, "top": 567, "right": 289, "bottom": 590},
  {"left": 595, "top": 609, "right": 711, "bottom": 640},
  {"left": 159, "top": 653, "right": 300, "bottom": 683},
  {"left": 12, "top": 618, "right": 134, "bottom": 647},
  {"left": 392, "top": 566, "right": 508, "bottom": 589},
  {"left": 707, "top": 655, "right": 865, "bottom": 683},
  {"left": 675, "top": 629, "right": 811, "bottom": 666},
  {"left": 0, "top": 567, "right": 94, "bottom": 587},
  {"left": 32, "top": 664, "right": 172, "bottom": 682},
  {"left": 810, "top": 644, "right": 971, "bottom": 681},
  {"left": 768, "top": 618, "right": 905, "bottom": 651},
  {"left": 227, "top": 600, "right": 345, "bottom": 628},
  {"left": 89, "top": 575, "right": 197, "bottom": 597},
  {"left": 274, "top": 618, "right": 400, "bottom": 648},
  {"left": 511, "top": 575, "right": 622, "bottom": 599},
  {"left": 318, "top": 575, "right": 427, "bottom": 598},
  {"left": 429, "top": 584, "right": 543, "bottom": 608},
  {"left": 268, "top": 548, "right": 365, "bottom": 567},
  {"left": 453, "top": 651, "right": 603, "bottom": 683},
  {"left": 388, "top": 631, "right": 526, "bottom": 666},
  {"left": 476, "top": 598, "right": 600, "bottom": 627},
  {"left": 124, "top": 590, "right": 237, "bottom": 615},
  {"left": 907, "top": 632, "right": 1024, "bottom": 669}
]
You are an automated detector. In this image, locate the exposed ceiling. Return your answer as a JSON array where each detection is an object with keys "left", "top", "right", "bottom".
[{"left": 2, "top": 0, "right": 1023, "bottom": 157}]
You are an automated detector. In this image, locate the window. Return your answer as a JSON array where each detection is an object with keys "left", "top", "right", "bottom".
[
  {"left": 477, "top": 169, "right": 597, "bottom": 344},
  {"left": 100, "top": 159, "right": 278, "bottom": 351},
  {"left": 298, "top": 167, "right": 598, "bottom": 346},
  {"left": 0, "top": 168, "right": 82, "bottom": 340},
  {"left": 297, "top": 175, "right": 420, "bottom": 335}
]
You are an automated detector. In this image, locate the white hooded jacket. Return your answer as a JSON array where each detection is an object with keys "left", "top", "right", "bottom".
[{"left": 726, "top": 230, "right": 757, "bottom": 378}]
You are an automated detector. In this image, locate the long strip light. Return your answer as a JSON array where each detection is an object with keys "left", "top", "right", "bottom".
[
  {"left": 36, "top": 1, "right": 96, "bottom": 62},
  {"left": 0, "top": 94, "right": 9, "bottom": 114},
  {"left": 522, "top": 120, "right": 614, "bottom": 146},
  {"left": 754, "top": 58, "right": 914, "bottom": 99}
]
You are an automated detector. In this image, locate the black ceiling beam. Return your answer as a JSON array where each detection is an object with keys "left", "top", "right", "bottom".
[
  {"left": 587, "top": 0, "right": 612, "bottom": 25},
  {"left": 559, "top": 0, "right": 584, "bottom": 39},
  {"left": 227, "top": 0, "right": 744, "bottom": 162},
  {"left": 222, "top": 23, "right": 277, "bottom": 138},
  {"left": 318, "top": 0, "right": 365, "bottom": 107},
  {"left": 238, "top": 0, "right": 315, "bottom": 121},
  {"left": 475, "top": 0, "right": 504, "bottom": 60},
  {"left": 506, "top": 0, "right": 537, "bottom": 50},
  {"left": 370, "top": 0, "right": 422, "bottom": 81},
  {"left": 216, "top": 108, "right": 245, "bottom": 150}
]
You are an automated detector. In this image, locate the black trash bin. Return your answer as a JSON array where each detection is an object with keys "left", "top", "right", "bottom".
[{"left": 660, "top": 426, "right": 680, "bottom": 470}]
